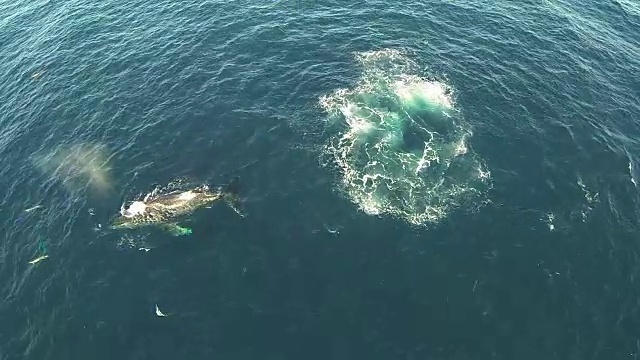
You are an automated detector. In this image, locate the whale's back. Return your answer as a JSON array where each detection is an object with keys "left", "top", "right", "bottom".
[
  {"left": 111, "top": 177, "right": 242, "bottom": 230},
  {"left": 148, "top": 190, "right": 221, "bottom": 210}
]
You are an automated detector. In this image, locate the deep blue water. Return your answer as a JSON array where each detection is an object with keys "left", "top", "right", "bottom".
[{"left": 1, "top": 0, "right": 640, "bottom": 359}]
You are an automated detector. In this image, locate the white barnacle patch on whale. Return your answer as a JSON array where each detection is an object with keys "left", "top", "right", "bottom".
[
  {"left": 123, "top": 201, "right": 147, "bottom": 218},
  {"left": 177, "top": 191, "right": 197, "bottom": 201}
]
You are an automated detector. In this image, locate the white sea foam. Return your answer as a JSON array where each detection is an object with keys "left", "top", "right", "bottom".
[{"left": 319, "top": 49, "right": 491, "bottom": 225}]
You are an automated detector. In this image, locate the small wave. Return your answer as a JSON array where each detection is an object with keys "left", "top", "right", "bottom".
[
  {"left": 614, "top": 0, "right": 640, "bottom": 17},
  {"left": 319, "top": 49, "right": 491, "bottom": 226}
]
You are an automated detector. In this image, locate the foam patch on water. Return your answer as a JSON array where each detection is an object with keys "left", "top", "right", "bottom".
[
  {"left": 576, "top": 176, "right": 599, "bottom": 222},
  {"left": 544, "top": 212, "right": 556, "bottom": 231},
  {"left": 319, "top": 49, "right": 491, "bottom": 225}
]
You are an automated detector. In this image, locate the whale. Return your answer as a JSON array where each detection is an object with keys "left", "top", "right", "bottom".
[{"left": 110, "top": 177, "right": 243, "bottom": 235}]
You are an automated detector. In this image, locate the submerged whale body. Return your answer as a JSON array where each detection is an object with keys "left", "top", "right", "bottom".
[{"left": 110, "top": 177, "right": 243, "bottom": 234}]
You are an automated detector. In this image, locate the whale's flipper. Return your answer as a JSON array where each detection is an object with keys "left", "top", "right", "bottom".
[
  {"left": 159, "top": 223, "right": 192, "bottom": 236},
  {"left": 221, "top": 177, "right": 245, "bottom": 217}
]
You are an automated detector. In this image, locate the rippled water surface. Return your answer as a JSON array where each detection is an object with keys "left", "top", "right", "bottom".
[{"left": 1, "top": 0, "right": 639, "bottom": 359}]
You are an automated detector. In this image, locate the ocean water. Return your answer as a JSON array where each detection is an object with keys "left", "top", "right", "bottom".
[{"left": 1, "top": 0, "right": 639, "bottom": 359}]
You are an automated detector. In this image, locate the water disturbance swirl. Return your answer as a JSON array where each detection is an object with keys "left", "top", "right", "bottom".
[{"left": 320, "top": 49, "right": 491, "bottom": 225}]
